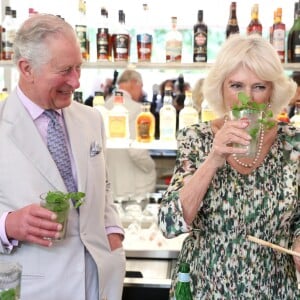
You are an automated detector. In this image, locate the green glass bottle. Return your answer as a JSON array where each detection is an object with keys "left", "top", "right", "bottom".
[{"left": 174, "top": 262, "right": 193, "bottom": 300}]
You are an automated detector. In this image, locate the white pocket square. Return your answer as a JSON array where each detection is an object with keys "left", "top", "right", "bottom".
[{"left": 90, "top": 141, "right": 101, "bottom": 157}]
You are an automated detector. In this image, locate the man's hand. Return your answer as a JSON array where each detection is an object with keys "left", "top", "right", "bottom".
[
  {"left": 5, "top": 204, "right": 62, "bottom": 247},
  {"left": 107, "top": 233, "right": 123, "bottom": 251}
]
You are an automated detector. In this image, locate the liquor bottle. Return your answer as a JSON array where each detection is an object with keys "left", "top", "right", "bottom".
[
  {"left": 165, "top": 16, "right": 182, "bottom": 63},
  {"left": 179, "top": 91, "right": 199, "bottom": 130},
  {"left": 1, "top": 6, "right": 14, "bottom": 60},
  {"left": 201, "top": 99, "right": 216, "bottom": 122},
  {"left": 272, "top": 8, "right": 285, "bottom": 63},
  {"left": 73, "top": 91, "right": 83, "bottom": 103},
  {"left": 136, "top": 102, "right": 155, "bottom": 142},
  {"left": 193, "top": 10, "right": 207, "bottom": 62},
  {"left": 247, "top": 4, "right": 262, "bottom": 36},
  {"left": 108, "top": 91, "right": 129, "bottom": 139},
  {"left": 226, "top": 2, "right": 239, "bottom": 38},
  {"left": 287, "top": 1, "right": 300, "bottom": 63},
  {"left": 136, "top": 3, "right": 153, "bottom": 62},
  {"left": 93, "top": 91, "right": 109, "bottom": 136},
  {"left": 290, "top": 102, "right": 300, "bottom": 128},
  {"left": 159, "top": 87, "right": 177, "bottom": 141},
  {"left": 75, "top": 0, "right": 90, "bottom": 61},
  {"left": 96, "top": 8, "right": 111, "bottom": 61},
  {"left": 174, "top": 262, "right": 193, "bottom": 300},
  {"left": 112, "top": 10, "right": 130, "bottom": 62}
]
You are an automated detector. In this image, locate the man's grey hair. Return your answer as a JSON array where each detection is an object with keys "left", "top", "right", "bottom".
[
  {"left": 13, "top": 14, "right": 76, "bottom": 70},
  {"left": 117, "top": 69, "right": 143, "bottom": 85}
]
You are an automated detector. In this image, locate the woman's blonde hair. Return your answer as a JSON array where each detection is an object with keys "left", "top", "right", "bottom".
[{"left": 203, "top": 34, "right": 297, "bottom": 117}]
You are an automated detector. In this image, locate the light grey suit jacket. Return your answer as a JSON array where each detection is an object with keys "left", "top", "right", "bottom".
[{"left": 0, "top": 89, "right": 126, "bottom": 300}]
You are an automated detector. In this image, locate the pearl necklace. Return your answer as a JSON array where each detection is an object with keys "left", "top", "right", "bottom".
[{"left": 224, "top": 116, "right": 265, "bottom": 168}]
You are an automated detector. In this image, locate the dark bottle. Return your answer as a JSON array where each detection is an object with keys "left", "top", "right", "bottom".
[
  {"left": 226, "top": 2, "right": 239, "bottom": 38},
  {"left": 73, "top": 91, "right": 83, "bottom": 104},
  {"left": 247, "top": 3, "right": 262, "bottom": 35},
  {"left": 112, "top": 10, "right": 130, "bottom": 62},
  {"left": 288, "top": 1, "right": 300, "bottom": 62},
  {"left": 174, "top": 262, "right": 193, "bottom": 300},
  {"left": 97, "top": 8, "right": 111, "bottom": 61},
  {"left": 193, "top": 10, "right": 207, "bottom": 62}
]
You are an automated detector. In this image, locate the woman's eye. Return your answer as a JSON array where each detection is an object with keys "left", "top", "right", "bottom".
[
  {"left": 252, "top": 85, "right": 266, "bottom": 91},
  {"left": 230, "top": 83, "right": 243, "bottom": 89}
]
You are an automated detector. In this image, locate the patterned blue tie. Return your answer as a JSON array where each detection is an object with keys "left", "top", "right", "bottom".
[{"left": 44, "top": 110, "right": 77, "bottom": 193}]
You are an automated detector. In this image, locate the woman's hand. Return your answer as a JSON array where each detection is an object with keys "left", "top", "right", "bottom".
[
  {"left": 210, "top": 118, "right": 251, "bottom": 167},
  {"left": 292, "top": 238, "right": 300, "bottom": 272}
]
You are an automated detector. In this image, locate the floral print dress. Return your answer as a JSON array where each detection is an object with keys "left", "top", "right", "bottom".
[{"left": 158, "top": 122, "right": 300, "bottom": 299}]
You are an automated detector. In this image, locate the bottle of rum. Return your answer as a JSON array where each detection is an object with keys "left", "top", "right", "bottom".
[
  {"left": 108, "top": 91, "right": 129, "bottom": 139},
  {"left": 226, "top": 2, "right": 239, "bottom": 38},
  {"left": 165, "top": 16, "right": 182, "bottom": 63},
  {"left": 272, "top": 8, "right": 285, "bottom": 63},
  {"left": 73, "top": 91, "right": 83, "bottom": 103},
  {"left": 93, "top": 91, "right": 109, "bottom": 136},
  {"left": 136, "top": 3, "right": 153, "bottom": 62},
  {"left": 75, "top": 0, "right": 89, "bottom": 61},
  {"left": 112, "top": 10, "right": 130, "bottom": 62},
  {"left": 97, "top": 8, "right": 111, "bottom": 61},
  {"left": 179, "top": 91, "right": 199, "bottom": 130},
  {"left": 136, "top": 102, "right": 155, "bottom": 142},
  {"left": 247, "top": 4, "right": 262, "bottom": 36},
  {"left": 159, "top": 87, "right": 177, "bottom": 141},
  {"left": 193, "top": 10, "right": 207, "bottom": 62},
  {"left": 1, "top": 6, "right": 14, "bottom": 60},
  {"left": 201, "top": 99, "right": 216, "bottom": 122},
  {"left": 174, "top": 262, "right": 193, "bottom": 300},
  {"left": 287, "top": 1, "right": 300, "bottom": 63}
]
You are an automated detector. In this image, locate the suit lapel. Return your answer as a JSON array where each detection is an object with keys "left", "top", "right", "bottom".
[
  {"left": 63, "top": 105, "right": 88, "bottom": 193},
  {"left": 5, "top": 91, "right": 66, "bottom": 192}
]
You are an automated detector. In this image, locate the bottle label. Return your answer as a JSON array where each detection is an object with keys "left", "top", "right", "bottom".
[
  {"left": 109, "top": 116, "right": 127, "bottom": 138},
  {"left": 75, "top": 25, "right": 88, "bottom": 54},
  {"left": 114, "top": 34, "right": 129, "bottom": 54},
  {"left": 193, "top": 32, "right": 207, "bottom": 62},
  {"left": 97, "top": 28, "right": 110, "bottom": 60},
  {"left": 178, "top": 272, "right": 190, "bottom": 282},
  {"left": 166, "top": 40, "right": 182, "bottom": 62},
  {"left": 273, "top": 28, "right": 285, "bottom": 51}
]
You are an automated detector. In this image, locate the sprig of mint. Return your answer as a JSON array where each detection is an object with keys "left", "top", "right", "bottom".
[
  {"left": 232, "top": 91, "right": 276, "bottom": 129},
  {"left": 45, "top": 191, "right": 85, "bottom": 209}
]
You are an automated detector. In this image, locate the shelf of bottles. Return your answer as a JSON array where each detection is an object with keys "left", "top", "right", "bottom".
[{"left": 2, "top": 61, "right": 300, "bottom": 71}]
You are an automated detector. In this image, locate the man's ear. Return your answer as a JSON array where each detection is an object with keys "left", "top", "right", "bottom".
[{"left": 18, "top": 59, "right": 35, "bottom": 83}]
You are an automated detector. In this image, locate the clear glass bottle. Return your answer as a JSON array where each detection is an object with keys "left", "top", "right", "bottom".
[
  {"left": 108, "top": 91, "right": 129, "bottom": 139},
  {"left": 136, "top": 3, "right": 153, "bottom": 62},
  {"left": 247, "top": 3, "right": 262, "bottom": 35},
  {"left": 179, "top": 91, "right": 199, "bottom": 130},
  {"left": 165, "top": 16, "right": 182, "bottom": 63},
  {"left": 112, "top": 10, "right": 130, "bottom": 62},
  {"left": 136, "top": 102, "right": 155, "bottom": 142},
  {"left": 201, "top": 99, "right": 217, "bottom": 122},
  {"left": 193, "top": 10, "right": 208, "bottom": 62},
  {"left": 75, "top": 0, "right": 90, "bottom": 61},
  {"left": 93, "top": 91, "right": 109, "bottom": 137},
  {"left": 159, "top": 88, "right": 177, "bottom": 141},
  {"left": 226, "top": 2, "right": 239, "bottom": 38},
  {"left": 174, "top": 262, "right": 193, "bottom": 300}
]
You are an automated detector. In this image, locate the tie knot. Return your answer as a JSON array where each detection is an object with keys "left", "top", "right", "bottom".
[{"left": 44, "top": 110, "right": 58, "bottom": 122}]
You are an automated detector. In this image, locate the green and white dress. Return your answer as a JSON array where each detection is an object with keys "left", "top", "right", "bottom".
[{"left": 158, "top": 122, "right": 300, "bottom": 299}]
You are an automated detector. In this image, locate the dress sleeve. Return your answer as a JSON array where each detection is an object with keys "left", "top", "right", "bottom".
[{"left": 158, "top": 124, "right": 207, "bottom": 238}]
